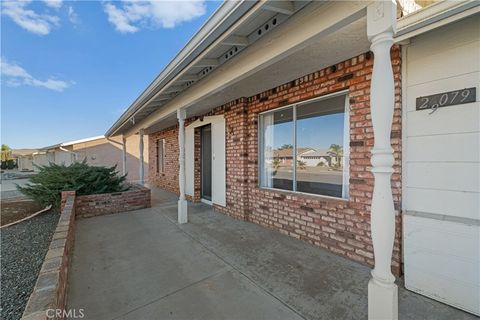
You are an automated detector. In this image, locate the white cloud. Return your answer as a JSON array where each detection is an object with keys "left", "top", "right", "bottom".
[
  {"left": 67, "top": 5, "right": 79, "bottom": 25},
  {"left": 1, "top": 0, "right": 60, "bottom": 35},
  {"left": 1, "top": 58, "right": 72, "bottom": 92},
  {"left": 103, "top": 0, "right": 206, "bottom": 34},
  {"left": 103, "top": 3, "right": 138, "bottom": 33},
  {"left": 42, "top": 0, "right": 63, "bottom": 9}
]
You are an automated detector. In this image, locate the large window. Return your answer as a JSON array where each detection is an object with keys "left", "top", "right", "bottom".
[
  {"left": 157, "top": 139, "right": 165, "bottom": 173},
  {"left": 259, "top": 93, "right": 349, "bottom": 198}
]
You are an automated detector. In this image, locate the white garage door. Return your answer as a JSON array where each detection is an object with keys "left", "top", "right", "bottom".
[{"left": 403, "top": 16, "right": 480, "bottom": 316}]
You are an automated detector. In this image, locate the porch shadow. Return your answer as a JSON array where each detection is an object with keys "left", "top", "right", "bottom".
[{"left": 67, "top": 187, "right": 477, "bottom": 320}]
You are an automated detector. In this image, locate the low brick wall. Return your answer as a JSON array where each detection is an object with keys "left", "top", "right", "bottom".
[
  {"left": 20, "top": 186, "right": 151, "bottom": 319},
  {"left": 21, "top": 191, "right": 76, "bottom": 320},
  {"left": 73, "top": 184, "right": 151, "bottom": 219}
]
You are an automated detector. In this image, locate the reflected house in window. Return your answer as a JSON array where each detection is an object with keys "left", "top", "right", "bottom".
[
  {"left": 298, "top": 149, "right": 337, "bottom": 168},
  {"left": 260, "top": 93, "right": 349, "bottom": 198},
  {"left": 273, "top": 147, "right": 314, "bottom": 166}
]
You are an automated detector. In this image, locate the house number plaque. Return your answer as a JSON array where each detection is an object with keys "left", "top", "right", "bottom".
[{"left": 416, "top": 87, "right": 476, "bottom": 111}]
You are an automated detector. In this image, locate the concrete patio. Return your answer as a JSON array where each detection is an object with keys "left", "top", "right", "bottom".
[{"left": 67, "top": 188, "right": 477, "bottom": 320}]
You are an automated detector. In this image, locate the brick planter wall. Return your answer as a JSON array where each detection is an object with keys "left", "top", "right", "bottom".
[
  {"left": 21, "top": 186, "right": 151, "bottom": 319},
  {"left": 73, "top": 184, "right": 151, "bottom": 219},
  {"left": 21, "top": 191, "right": 76, "bottom": 320},
  {"left": 147, "top": 48, "right": 403, "bottom": 275}
]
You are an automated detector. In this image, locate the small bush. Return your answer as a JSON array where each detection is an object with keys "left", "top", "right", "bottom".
[
  {"left": 17, "top": 160, "right": 129, "bottom": 208},
  {"left": 6, "top": 159, "right": 16, "bottom": 169}
]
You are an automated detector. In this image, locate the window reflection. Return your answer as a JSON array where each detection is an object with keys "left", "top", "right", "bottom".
[{"left": 260, "top": 107, "right": 294, "bottom": 191}]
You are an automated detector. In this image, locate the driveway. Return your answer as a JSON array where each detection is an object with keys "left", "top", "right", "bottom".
[{"left": 67, "top": 188, "right": 477, "bottom": 320}]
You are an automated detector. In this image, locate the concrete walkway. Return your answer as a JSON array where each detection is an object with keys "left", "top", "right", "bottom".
[
  {"left": 0, "top": 178, "right": 31, "bottom": 199},
  {"left": 68, "top": 188, "right": 477, "bottom": 320}
]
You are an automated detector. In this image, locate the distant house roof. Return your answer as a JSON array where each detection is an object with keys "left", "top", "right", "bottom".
[
  {"left": 61, "top": 135, "right": 105, "bottom": 147},
  {"left": 40, "top": 135, "right": 105, "bottom": 151},
  {"left": 273, "top": 148, "right": 314, "bottom": 158},
  {"left": 299, "top": 149, "right": 330, "bottom": 157},
  {"left": 11, "top": 149, "right": 38, "bottom": 157}
]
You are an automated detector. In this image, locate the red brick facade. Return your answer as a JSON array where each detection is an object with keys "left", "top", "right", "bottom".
[
  {"left": 148, "top": 47, "right": 403, "bottom": 274},
  {"left": 149, "top": 126, "right": 180, "bottom": 194},
  {"left": 73, "top": 184, "right": 151, "bottom": 219}
]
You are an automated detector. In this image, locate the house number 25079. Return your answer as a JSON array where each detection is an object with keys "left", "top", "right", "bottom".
[{"left": 416, "top": 87, "right": 476, "bottom": 112}]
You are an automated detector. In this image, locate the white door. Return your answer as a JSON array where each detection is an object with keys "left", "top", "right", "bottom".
[
  {"left": 185, "top": 115, "right": 226, "bottom": 206},
  {"left": 211, "top": 117, "right": 226, "bottom": 206},
  {"left": 403, "top": 16, "right": 480, "bottom": 316}
]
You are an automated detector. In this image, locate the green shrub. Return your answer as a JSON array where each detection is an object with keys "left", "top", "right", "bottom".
[
  {"left": 6, "top": 159, "right": 16, "bottom": 169},
  {"left": 17, "top": 160, "right": 129, "bottom": 208}
]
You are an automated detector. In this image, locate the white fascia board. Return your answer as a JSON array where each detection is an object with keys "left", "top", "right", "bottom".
[
  {"left": 263, "top": 1, "right": 295, "bottom": 15},
  {"left": 395, "top": 0, "right": 480, "bottom": 42},
  {"left": 105, "top": 0, "right": 256, "bottom": 137},
  {"left": 124, "top": 1, "right": 368, "bottom": 137}
]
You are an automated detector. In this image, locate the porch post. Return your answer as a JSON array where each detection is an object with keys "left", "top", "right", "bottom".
[
  {"left": 139, "top": 129, "right": 145, "bottom": 185},
  {"left": 177, "top": 108, "right": 188, "bottom": 224},
  {"left": 122, "top": 135, "right": 127, "bottom": 176},
  {"left": 367, "top": 1, "right": 398, "bottom": 320}
]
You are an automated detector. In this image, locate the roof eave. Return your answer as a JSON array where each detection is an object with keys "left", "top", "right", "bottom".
[{"left": 105, "top": 0, "right": 257, "bottom": 137}]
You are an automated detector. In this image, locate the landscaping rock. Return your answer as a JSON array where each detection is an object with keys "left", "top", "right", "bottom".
[{"left": 0, "top": 211, "right": 59, "bottom": 320}]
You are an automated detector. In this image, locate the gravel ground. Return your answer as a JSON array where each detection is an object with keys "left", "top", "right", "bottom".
[{"left": 0, "top": 211, "right": 59, "bottom": 320}]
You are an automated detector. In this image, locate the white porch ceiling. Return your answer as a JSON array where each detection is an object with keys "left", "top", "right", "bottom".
[{"left": 145, "top": 16, "right": 369, "bottom": 134}]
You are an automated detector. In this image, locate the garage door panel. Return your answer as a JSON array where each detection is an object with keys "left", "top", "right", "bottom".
[
  {"left": 407, "top": 17, "right": 479, "bottom": 64},
  {"left": 406, "top": 133, "right": 479, "bottom": 162},
  {"left": 406, "top": 188, "right": 479, "bottom": 220},
  {"left": 406, "top": 103, "right": 479, "bottom": 134},
  {"left": 404, "top": 265, "right": 480, "bottom": 316},
  {"left": 406, "top": 162, "right": 479, "bottom": 192},
  {"left": 407, "top": 40, "right": 480, "bottom": 86},
  {"left": 404, "top": 215, "right": 479, "bottom": 262},
  {"left": 403, "top": 215, "right": 480, "bottom": 315},
  {"left": 404, "top": 249, "right": 479, "bottom": 286},
  {"left": 405, "top": 72, "right": 480, "bottom": 113},
  {"left": 404, "top": 17, "right": 480, "bottom": 316}
]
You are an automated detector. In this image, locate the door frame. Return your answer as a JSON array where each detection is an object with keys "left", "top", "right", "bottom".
[
  {"left": 200, "top": 124, "right": 212, "bottom": 202},
  {"left": 185, "top": 115, "right": 226, "bottom": 206}
]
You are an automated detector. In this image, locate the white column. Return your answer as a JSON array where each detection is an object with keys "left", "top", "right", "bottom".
[
  {"left": 177, "top": 109, "right": 188, "bottom": 224},
  {"left": 122, "top": 136, "right": 127, "bottom": 176},
  {"left": 139, "top": 129, "right": 145, "bottom": 185},
  {"left": 367, "top": 1, "right": 398, "bottom": 320}
]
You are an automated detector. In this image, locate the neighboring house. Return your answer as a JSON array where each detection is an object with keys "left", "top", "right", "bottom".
[
  {"left": 272, "top": 147, "right": 313, "bottom": 165},
  {"left": 12, "top": 149, "right": 38, "bottom": 171},
  {"left": 32, "top": 151, "right": 49, "bottom": 169},
  {"left": 36, "top": 135, "right": 148, "bottom": 181},
  {"left": 297, "top": 149, "right": 333, "bottom": 167},
  {"left": 70, "top": 135, "right": 149, "bottom": 181},
  {"left": 105, "top": 1, "right": 479, "bottom": 317}
]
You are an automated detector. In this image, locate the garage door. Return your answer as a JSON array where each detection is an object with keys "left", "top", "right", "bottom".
[{"left": 403, "top": 16, "right": 479, "bottom": 316}]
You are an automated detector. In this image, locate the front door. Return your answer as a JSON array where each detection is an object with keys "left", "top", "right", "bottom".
[{"left": 201, "top": 125, "right": 212, "bottom": 201}]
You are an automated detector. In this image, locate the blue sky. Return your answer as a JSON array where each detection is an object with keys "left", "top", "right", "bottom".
[
  {"left": 1, "top": 0, "right": 222, "bottom": 149},
  {"left": 269, "top": 113, "right": 345, "bottom": 150}
]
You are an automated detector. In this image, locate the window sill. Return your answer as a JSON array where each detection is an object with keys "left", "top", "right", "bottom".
[{"left": 257, "top": 186, "right": 349, "bottom": 203}]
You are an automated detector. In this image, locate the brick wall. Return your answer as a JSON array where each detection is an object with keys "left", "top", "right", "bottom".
[
  {"left": 148, "top": 126, "right": 180, "bottom": 194},
  {"left": 73, "top": 184, "right": 151, "bottom": 219},
  {"left": 147, "top": 47, "right": 403, "bottom": 274},
  {"left": 21, "top": 192, "right": 76, "bottom": 320}
]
